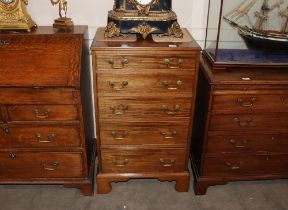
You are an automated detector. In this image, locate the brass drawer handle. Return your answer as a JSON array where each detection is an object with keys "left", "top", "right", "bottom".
[
  {"left": 226, "top": 161, "right": 242, "bottom": 170},
  {"left": 109, "top": 81, "right": 129, "bottom": 91},
  {"left": 41, "top": 161, "right": 60, "bottom": 171},
  {"left": 237, "top": 97, "right": 256, "bottom": 107},
  {"left": 111, "top": 131, "right": 129, "bottom": 140},
  {"left": 33, "top": 109, "right": 51, "bottom": 119},
  {"left": 0, "top": 40, "right": 10, "bottom": 46},
  {"left": 9, "top": 152, "right": 16, "bottom": 159},
  {"left": 162, "top": 105, "right": 180, "bottom": 115},
  {"left": 163, "top": 80, "right": 183, "bottom": 90},
  {"left": 108, "top": 58, "right": 129, "bottom": 69},
  {"left": 160, "top": 130, "right": 177, "bottom": 139},
  {"left": 164, "top": 58, "right": 184, "bottom": 69},
  {"left": 110, "top": 105, "right": 129, "bottom": 115},
  {"left": 35, "top": 133, "right": 56, "bottom": 143},
  {"left": 3, "top": 127, "right": 10, "bottom": 134},
  {"left": 281, "top": 97, "right": 288, "bottom": 104},
  {"left": 112, "top": 158, "right": 129, "bottom": 167},
  {"left": 234, "top": 117, "right": 253, "bottom": 127},
  {"left": 229, "top": 139, "right": 248, "bottom": 148},
  {"left": 160, "top": 158, "right": 176, "bottom": 167}
]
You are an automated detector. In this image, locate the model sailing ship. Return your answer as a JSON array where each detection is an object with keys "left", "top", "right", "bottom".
[{"left": 224, "top": 0, "right": 288, "bottom": 48}]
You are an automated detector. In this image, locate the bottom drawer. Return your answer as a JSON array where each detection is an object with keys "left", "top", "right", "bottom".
[
  {"left": 101, "top": 148, "right": 187, "bottom": 173},
  {"left": 203, "top": 154, "right": 288, "bottom": 177},
  {"left": 0, "top": 152, "right": 84, "bottom": 179}
]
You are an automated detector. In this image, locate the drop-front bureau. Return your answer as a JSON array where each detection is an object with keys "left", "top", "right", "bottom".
[
  {"left": 191, "top": 56, "right": 288, "bottom": 195},
  {"left": 91, "top": 28, "right": 200, "bottom": 194},
  {"left": 0, "top": 26, "right": 95, "bottom": 195}
]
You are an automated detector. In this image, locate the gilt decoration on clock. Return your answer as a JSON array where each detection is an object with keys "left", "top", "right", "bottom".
[
  {"left": 0, "top": 0, "right": 36, "bottom": 31},
  {"left": 105, "top": 0, "right": 183, "bottom": 39}
]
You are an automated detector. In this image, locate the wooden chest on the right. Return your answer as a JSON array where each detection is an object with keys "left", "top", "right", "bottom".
[{"left": 191, "top": 58, "right": 288, "bottom": 195}]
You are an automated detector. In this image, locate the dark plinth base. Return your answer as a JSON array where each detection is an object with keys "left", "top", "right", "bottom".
[{"left": 96, "top": 172, "right": 190, "bottom": 194}]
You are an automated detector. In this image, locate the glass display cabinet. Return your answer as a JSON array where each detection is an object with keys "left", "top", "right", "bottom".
[{"left": 203, "top": 0, "right": 288, "bottom": 69}]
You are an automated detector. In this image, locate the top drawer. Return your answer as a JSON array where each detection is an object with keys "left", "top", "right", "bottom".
[
  {"left": 95, "top": 54, "right": 197, "bottom": 72},
  {"left": 212, "top": 90, "right": 288, "bottom": 113},
  {"left": 0, "top": 35, "right": 82, "bottom": 86}
]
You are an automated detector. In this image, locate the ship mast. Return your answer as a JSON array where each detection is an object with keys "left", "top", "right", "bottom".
[
  {"left": 254, "top": 0, "right": 284, "bottom": 31},
  {"left": 280, "top": 7, "right": 288, "bottom": 33}
]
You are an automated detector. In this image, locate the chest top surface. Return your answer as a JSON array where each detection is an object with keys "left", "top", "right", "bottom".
[{"left": 91, "top": 28, "right": 201, "bottom": 52}]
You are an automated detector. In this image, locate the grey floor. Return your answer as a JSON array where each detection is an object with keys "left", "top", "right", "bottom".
[{"left": 0, "top": 173, "right": 287, "bottom": 210}]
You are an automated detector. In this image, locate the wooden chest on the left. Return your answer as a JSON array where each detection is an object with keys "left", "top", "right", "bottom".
[{"left": 0, "top": 26, "right": 95, "bottom": 195}]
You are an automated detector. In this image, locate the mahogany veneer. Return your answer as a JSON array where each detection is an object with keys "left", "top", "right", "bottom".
[
  {"left": 91, "top": 28, "right": 200, "bottom": 194},
  {"left": 191, "top": 56, "right": 288, "bottom": 195},
  {"left": 0, "top": 26, "right": 95, "bottom": 195}
]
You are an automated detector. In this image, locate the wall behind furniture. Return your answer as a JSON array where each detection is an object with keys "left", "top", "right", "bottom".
[{"left": 28, "top": 0, "right": 209, "bottom": 47}]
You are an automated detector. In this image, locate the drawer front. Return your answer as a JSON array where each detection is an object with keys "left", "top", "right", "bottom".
[
  {"left": 100, "top": 122, "right": 189, "bottom": 147},
  {"left": 7, "top": 105, "right": 78, "bottom": 121},
  {"left": 0, "top": 152, "right": 84, "bottom": 178},
  {"left": 0, "top": 35, "right": 81, "bottom": 86},
  {"left": 97, "top": 73, "right": 195, "bottom": 97},
  {"left": 98, "top": 97, "right": 192, "bottom": 121},
  {"left": 212, "top": 94, "right": 288, "bottom": 113},
  {"left": 206, "top": 133, "right": 288, "bottom": 154},
  {"left": 101, "top": 149, "right": 187, "bottom": 173},
  {"left": 203, "top": 155, "right": 288, "bottom": 177},
  {"left": 0, "top": 125, "right": 81, "bottom": 148},
  {"left": 96, "top": 54, "right": 197, "bottom": 71},
  {"left": 0, "top": 88, "right": 79, "bottom": 105},
  {"left": 209, "top": 114, "right": 288, "bottom": 131}
]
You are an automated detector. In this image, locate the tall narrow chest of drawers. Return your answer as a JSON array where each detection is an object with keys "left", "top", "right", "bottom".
[
  {"left": 191, "top": 56, "right": 288, "bottom": 195},
  {"left": 0, "top": 26, "right": 95, "bottom": 195},
  {"left": 91, "top": 29, "right": 201, "bottom": 194}
]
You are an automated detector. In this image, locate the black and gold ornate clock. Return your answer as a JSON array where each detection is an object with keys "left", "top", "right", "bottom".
[
  {"left": 0, "top": 0, "right": 36, "bottom": 32},
  {"left": 105, "top": 0, "right": 183, "bottom": 39}
]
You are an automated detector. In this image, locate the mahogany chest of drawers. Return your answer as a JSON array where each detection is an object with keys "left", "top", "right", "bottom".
[
  {"left": 191, "top": 57, "right": 288, "bottom": 195},
  {"left": 91, "top": 29, "right": 200, "bottom": 194},
  {"left": 0, "top": 26, "right": 95, "bottom": 195}
]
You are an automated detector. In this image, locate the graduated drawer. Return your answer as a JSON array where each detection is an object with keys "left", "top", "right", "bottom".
[
  {"left": 203, "top": 154, "right": 288, "bottom": 177},
  {"left": 101, "top": 148, "right": 187, "bottom": 173},
  {"left": 0, "top": 88, "right": 79, "bottom": 105},
  {"left": 0, "top": 35, "right": 82, "bottom": 86},
  {"left": 0, "top": 125, "right": 81, "bottom": 148},
  {"left": 7, "top": 105, "right": 78, "bottom": 122},
  {"left": 98, "top": 97, "right": 192, "bottom": 121},
  {"left": 206, "top": 133, "right": 288, "bottom": 154},
  {"left": 96, "top": 73, "right": 195, "bottom": 97},
  {"left": 212, "top": 93, "right": 288, "bottom": 113},
  {"left": 95, "top": 54, "right": 197, "bottom": 71},
  {"left": 0, "top": 151, "right": 84, "bottom": 178},
  {"left": 209, "top": 113, "right": 288, "bottom": 131},
  {"left": 100, "top": 122, "right": 189, "bottom": 147}
]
